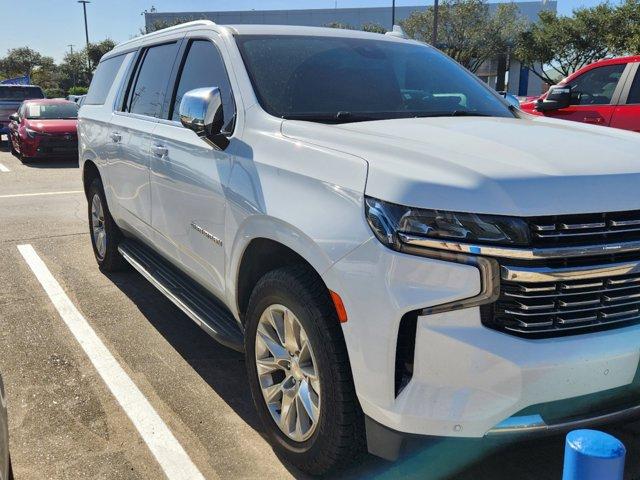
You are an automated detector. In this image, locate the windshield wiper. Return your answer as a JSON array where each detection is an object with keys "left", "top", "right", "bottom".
[{"left": 282, "top": 111, "right": 381, "bottom": 124}]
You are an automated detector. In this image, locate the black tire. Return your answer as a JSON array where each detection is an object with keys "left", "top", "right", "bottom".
[
  {"left": 245, "top": 265, "right": 365, "bottom": 476},
  {"left": 87, "top": 177, "right": 127, "bottom": 272},
  {"left": 8, "top": 137, "right": 16, "bottom": 156}
]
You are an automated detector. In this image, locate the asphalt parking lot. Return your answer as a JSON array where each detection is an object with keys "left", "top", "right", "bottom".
[{"left": 2, "top": 137, "right": 640, "bottom": 480}]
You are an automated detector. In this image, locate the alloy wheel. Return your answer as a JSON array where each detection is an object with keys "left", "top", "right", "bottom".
[
  {"left": 91, "top": 193, "right": 107, "bottom": 260},
  {"left": 255, "top": 304, "right": 321, "bottom": 442}
]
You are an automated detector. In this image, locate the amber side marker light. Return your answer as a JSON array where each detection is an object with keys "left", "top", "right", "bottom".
[{"left": 329, "top": 290, "right": 348, "bottom": 323}]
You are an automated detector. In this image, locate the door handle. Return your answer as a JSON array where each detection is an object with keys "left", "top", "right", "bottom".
[
  {"left": 152, "top": 144, "right": 168, "bottom": 157},
  {"left": 583, "top": 116, "right": 603, "bottom": 124},
  {"left": 110, "top": 132, "right": 122, "bottom": 143}
]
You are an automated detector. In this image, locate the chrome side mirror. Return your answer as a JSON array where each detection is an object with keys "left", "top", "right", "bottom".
[{"left": 179, "top": 87, "right": 229, "bottom": 150}]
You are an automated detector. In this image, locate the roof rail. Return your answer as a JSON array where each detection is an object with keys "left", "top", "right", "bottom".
[{"left": 115, "top": 20, "right": 216, "bottom": 50}]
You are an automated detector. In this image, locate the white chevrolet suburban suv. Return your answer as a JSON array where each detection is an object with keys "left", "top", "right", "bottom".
[{"left": 79, "top": 20, "right": 640, "bottom": 474}]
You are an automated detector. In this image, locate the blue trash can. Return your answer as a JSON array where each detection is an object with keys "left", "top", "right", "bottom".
[{"left": 563, "top": 429, "right": 626, "bottom": 480}]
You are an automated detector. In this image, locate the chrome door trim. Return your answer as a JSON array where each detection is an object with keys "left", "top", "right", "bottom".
[{"left": 399, "top": 233, "right": 640, "bottom": 260}]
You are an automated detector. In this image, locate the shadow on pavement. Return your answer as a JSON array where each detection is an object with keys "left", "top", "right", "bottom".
[
  {"left": 103, "top": 267, "right": 640, "bottom": 479},
  {"left": 22, "top": 157, "right": 79, "bottom": 169}
]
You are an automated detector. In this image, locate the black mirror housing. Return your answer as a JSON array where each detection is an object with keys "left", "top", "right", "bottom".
[
  {"left": 536, "top": 86, "right": 572, "bottom": 112},
  {"left": 179, "top": 87, "right": 229, "bottom": 150},
  {"left": 8, "top": 113, "right": 19, "bottom": 122}
]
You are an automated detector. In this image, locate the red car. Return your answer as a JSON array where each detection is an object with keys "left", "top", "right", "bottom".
[
  {"left": 520, "top": 56, "right": 640, "bottom": 132},
  {"left": 8, "top": 99, "right": 79, "bottom": 162}
]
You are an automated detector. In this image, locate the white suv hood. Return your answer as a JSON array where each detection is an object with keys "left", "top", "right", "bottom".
[{"left": 282, "top": 115, "right": 640, "bottom": 216}]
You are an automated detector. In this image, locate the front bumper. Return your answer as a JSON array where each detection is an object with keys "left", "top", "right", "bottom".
[{"left": 324, "top": 237, "right": 640, "bottom": 441}]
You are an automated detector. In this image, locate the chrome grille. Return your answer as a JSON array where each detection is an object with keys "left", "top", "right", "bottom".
[
  {"left": 530, "top": 211, "right": 640, "bottom": 247},
  {"left": 489, "top": 271, "right": 640, "bottom": 336}
]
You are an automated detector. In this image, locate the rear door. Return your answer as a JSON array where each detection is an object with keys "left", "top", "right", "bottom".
[
  {"left": 108, "top": 40, "right": 181, "bottom": 239},
  {"left": 544, "top": 63, "right": 628, "bottom": 126},
  {"left": 149, "top": 32, "right": 238, "bottom": 296},
  {"left": 610, "top": 62, "right": 640, "bottom": 132}
]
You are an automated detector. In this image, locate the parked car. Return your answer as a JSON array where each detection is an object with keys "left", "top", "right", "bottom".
[
  {"left": 0, "top": 374, "right": 12, "bottom": 480},
  {"left": 80, "top": 21, "right": 640, "bottom": 475},
  {"left": 8, "top": 99, "right": 78, "bottom": 162},
  {"left": 0, "top": 85, "right": 45, "bottom": 139},
  {"left": 521, "top": 56, "right": 640, "bottom": 132}
]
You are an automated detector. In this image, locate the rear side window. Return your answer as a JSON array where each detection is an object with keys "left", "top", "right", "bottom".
[
  {"left": 568, "top": 64, "right": 625, "bottom": 105},
  {"left": 170, "top": 40, "right": 236, "bottom": 130},
  {"left": 0, "top": 86, "right": 44, "bottom": 100},
  {"left": 125, "top": 42, "right": 179, "bottom": 118},
  {"left": 85, "top": 55, "right": 125, "bottom": 105},
  {"left": 626, "top": 70, "right": 640, "bottom": 104}
]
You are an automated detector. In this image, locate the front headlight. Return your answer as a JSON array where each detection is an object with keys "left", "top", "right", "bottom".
[{"left": 365, "top": 196, "right": 530, "bottom": 251}]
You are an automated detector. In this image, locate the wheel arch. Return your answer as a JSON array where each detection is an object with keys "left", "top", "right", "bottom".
[{"left": 228, "top": 217, "right": 336, "bottom": 324}]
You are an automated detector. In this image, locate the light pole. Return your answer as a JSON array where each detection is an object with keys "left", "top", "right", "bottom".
[
  {"left": 432, "top": 0, "right": 439, "bottom": 46},
  {"left": 78, "top": 0, "right": 91, "bottom": 70},
  {"left": 391, "top": 0, "right": 396, "bottom": 27}
]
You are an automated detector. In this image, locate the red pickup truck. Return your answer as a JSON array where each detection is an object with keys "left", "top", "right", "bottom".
[{"left": 520, "top": 56, "right": 640, "bottom": 132}]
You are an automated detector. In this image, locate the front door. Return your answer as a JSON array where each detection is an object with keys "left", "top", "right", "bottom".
[
  {"left": 150, "top": 34, "right": 238, "bottom": 296},
  {"left": 108, "top": 41, "right": 181, "bottom": 239},
  {"left": 544, "top": 63, "right": 627, "bottom": 127}
]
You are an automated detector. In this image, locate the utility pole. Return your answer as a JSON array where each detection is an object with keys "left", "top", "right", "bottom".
[
  {"left": 432, "top": 0, "right": 439, "bottom": 46},
  {"left": 68, "top": 44, "right": 76, "bottom": 87},
  {"left": 78, "top": 1, "right": 91, "bottom": 70},
  {"left": 391, "top": 0, "right": 396, "bottom": 27}
]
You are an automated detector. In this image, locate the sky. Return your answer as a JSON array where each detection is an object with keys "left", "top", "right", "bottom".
[{"left": 0, "top": 0, "right": 621, "bottom": 63}]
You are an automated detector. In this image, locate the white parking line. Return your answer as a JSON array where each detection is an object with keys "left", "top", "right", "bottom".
[
  {"left": 0, "top": 163, "right": 9, "bottom": 172},
  {"left": 0, "top": 190, "right": 82, "bottom": 199},
  {"left": 17, "top": 244, "right": 206, "bottom": 480}
]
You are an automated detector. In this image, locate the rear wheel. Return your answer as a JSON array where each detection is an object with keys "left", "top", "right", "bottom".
[
  {"left": 245, "top": 265, "right": 365, "bottom": 475},
  {"left": 87, "top": 177, "right": 127, "bottom": 272}
]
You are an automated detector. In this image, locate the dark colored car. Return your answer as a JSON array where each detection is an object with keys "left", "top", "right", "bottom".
[
  {"left": 8, "top": 99, "right": 79, "bottom": 162},
  {"left": 0, "top": 85, "right": 45, "bottom": 137}
]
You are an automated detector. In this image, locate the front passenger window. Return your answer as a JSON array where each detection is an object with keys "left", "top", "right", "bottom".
[
  {"left": 170, "top": 40, "right": 236, "bottom": 132},
  {"left": 568, "top": 64, "right": 625, "bottom": 106}
]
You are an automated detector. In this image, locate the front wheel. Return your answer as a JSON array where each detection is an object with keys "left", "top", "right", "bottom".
[
  {"left": 87, "top": 177, "right": 127, "bottom": 272},
  {"left": 245, "top": 266, "right": 365, "bottom": 475}
]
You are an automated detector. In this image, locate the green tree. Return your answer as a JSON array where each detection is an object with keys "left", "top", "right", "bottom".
[
  {"left": 30, "top": 56, "right": 60, "bottom": 92},
  {"left": 57, "top": 51, "right": 91, "bottom": 91},
  {"left": 615, "top": 0, "right": 640, "bottom": 54},
  {"left": 515, "top": 3, "right": 627, "bottom": 84},
  {"left": 68, "top": 86, "right": 89, "bottom": 95},
  {"left": 86, "top": 39, "right": 116, "bottom": 67},
  {"left": 0, "top": 47, "right": 46, "bottom": 77},
  {"left": 361, "top": 22, "right": 387, "bottom": 34},
  {"left": 401, "top": 0, "right": 526, "bottom": 73},
  {"left": 325, "top": 21, "right": 387, "bottom": 34}
]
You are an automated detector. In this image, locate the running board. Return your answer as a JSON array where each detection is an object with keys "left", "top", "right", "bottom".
[{"left": 118, "top": 240, "right": 244, "bottom": 352}]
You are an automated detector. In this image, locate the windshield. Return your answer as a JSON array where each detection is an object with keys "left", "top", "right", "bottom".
[
  {"left": 235, "top": 35, "right": 513, "bottom": 123},
  {"left": 25, "top": 103, "right": 78, "bottom": 119},
  {"left": 0, "top": 86, "right": 44, "bottom": 101}
]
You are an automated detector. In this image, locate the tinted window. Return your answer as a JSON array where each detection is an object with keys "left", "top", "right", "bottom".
[
  {"left": 171, "top": 40, "right": 235, "bottom": 130},
  {"left": 568, "top": 64, "right": 625, "bottom": 105},
  {"left": 627, "top": 70, "right": 640, "bottom": 104},
  {"left": 25, "top": 103, "right": 78, "bottom": 119},
  {"left": 0, "top": 86, "right": 44, "bottom": 100},
  {"left": 126, "top": 42, "right": 178, "bottom": 118},
  {"left": 235, "top": 35, "right": 512, "bottom": 122},
  {"left": 85, "top": 55, "right": 125, "bottom": 105}
]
